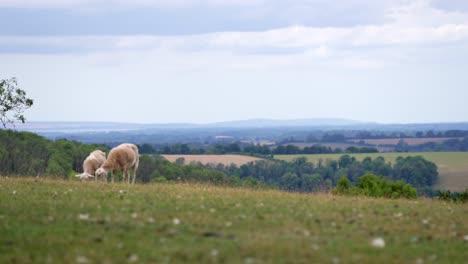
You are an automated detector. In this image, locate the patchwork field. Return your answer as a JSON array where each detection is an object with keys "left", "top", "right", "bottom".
[
  {"left": 275, "top": 152, "right": 468, "bottom": 192},
  {"left": 1, "top": 178, "right": 467, "bottom": 263},
  {"left": 162, "top": 154, "right": 263, "bottom": 166},
  {"left": 349, "top": 137, "right": 461, "bottom": 146}
]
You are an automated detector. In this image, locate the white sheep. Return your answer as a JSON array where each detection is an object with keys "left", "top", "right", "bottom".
[
  {"left": 95, "top": 143, "right": 139, "bottom": 184},
  {"left": 75, "top": 150, "right": 107, "bottom": 181}
]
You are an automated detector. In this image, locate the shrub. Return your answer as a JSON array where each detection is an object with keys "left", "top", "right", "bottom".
[
  {"left": 333, "top": 173, "right": 417, "bottom": 199},
  {"left": 334, "top": 176, "right": 351, "bottom": 194}
]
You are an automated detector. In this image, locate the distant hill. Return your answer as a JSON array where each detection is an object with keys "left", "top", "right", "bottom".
[
  {"left": 211, "top": 118, "right": 368, "bottom": 128},
  {"left": 7, "top": 119, "right": 468, "bottom": 145},
  {"left": 12, "top": 118, "right": 367, "bottom": 133}
]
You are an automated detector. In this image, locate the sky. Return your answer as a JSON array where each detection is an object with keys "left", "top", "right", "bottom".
[{"left": 1, "top": 0, "right": 468, "bottom": 124}]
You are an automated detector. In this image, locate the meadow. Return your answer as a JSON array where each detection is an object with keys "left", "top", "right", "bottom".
[
  {"left": 276, "top": 152, "right": 468, "bottom": 192},
  {"left": 1, "top": 178, "right": 467, "bottom": 263}
]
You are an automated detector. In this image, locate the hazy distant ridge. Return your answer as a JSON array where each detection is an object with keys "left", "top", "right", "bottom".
[{"left": 9, "top": 119, "right": 468, "bottom": 134}]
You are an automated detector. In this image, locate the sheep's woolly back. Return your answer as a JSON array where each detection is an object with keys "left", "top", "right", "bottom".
[
  {"left": 101, "top": 143, "right": 139, "bottom": 171},
  {"left": 83, "top": 150, "right": 106, "bottom": 175}
]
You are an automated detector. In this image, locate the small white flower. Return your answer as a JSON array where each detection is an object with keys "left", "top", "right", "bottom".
[
  {"left": 225, "top": 221, "right": 232, "bottom": 227},
  {"left": 210, "top": 208, "right": 216, "bottom": 213},
  {"left": 131, "top": 213, "right": 138, "bottom": 219},
  {"left": 119, "top": 190, "right": 125, "bottom": 194},
  {"left": 394, "top": 212, "right": 403, "bottom": 218},
  {"left": 244, "top": 257, "right": 255, "bottom": 264},
  {"left": 147, "top": 217, "right": 155, "bottom": 223},
  {"left": 464, "top": 235, "right": 468, "bottom": 241},
  {"left": 211, "top": 249, "right": 218, "bottom": 257},
  {"left": 371, "top": 237, "right": 385, "bottom": 248},
  {"left": 12, "top": 190, "right": 16, "bottom": 195},
  {"left": 422, "top": 219, "right": 429, "bottom": 225},
  {"left": 128, "top": 254, "right": 138, "bottom": 263},
  {"left": 76, "top": 255, "right": 89, "bottom": 264},
  {"left": 173, "top": 218, "right": 180, "bottom": 225},
  {"left": 78, "top": 214, "right": 90, "bottom": 220}
]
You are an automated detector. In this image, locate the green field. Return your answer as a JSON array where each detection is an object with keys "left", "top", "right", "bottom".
[
  {"left": 1, "top": 178, "right": 467, "bottom": 263},
  {"left": 275, "top": 152, "right": 468, "bottom": 192}
]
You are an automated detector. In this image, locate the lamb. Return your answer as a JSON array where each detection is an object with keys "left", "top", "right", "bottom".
[
  {"left": 95, "top": 143, "right": 139, "bottom": 184},
  {"left": 75, "top": 150, "right": 107, "bottom": 181}
]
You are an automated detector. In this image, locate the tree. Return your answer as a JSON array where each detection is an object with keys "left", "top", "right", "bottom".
[{"left": 0, "top": 78, "right": 34, "bottom": 128}]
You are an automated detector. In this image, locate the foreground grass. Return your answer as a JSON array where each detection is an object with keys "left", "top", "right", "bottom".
[
  {"left": 275, "top": 152, "right": 468, "bottom": 192},
  {"left": 0, "top": 178, "right": 467, "bottom": 263}
]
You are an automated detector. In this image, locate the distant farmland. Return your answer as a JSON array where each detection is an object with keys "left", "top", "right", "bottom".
[
  {"left": 284, "top": 142, "right": 393, "bottom": 152},
  {"left": 276, "top": 152, "right": 468, "bottom": 192},
  {"left": 349, "top": 137, "right": 461, "bottom": 146},
  {"left": 162, "top": 154, "right": 263, "bottom": 166}
]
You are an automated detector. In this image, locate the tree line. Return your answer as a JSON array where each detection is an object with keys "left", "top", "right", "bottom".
[
  {"left": 0, "top": 130, "right": 107, "bottom": 177},
  {"left": 186, "top": 154, "right": 438, "bottom": 195},
  {"left": 395, "top": 136, "right": 468, "bottom": 152},
  {"left": 137, "top": 142, "right": 378, "bottom": 156},
  {"left": 0, "top": 130, "right": 438, "bottom": 196}
]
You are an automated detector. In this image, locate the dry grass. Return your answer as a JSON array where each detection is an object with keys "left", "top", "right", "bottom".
[{"left": 162, "top": 154, "right": 263, "bottom": 166}]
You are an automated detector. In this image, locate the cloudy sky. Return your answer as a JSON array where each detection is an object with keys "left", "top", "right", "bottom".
[{"left": 1, "top": 0, "right": 468, "bottom": 124}]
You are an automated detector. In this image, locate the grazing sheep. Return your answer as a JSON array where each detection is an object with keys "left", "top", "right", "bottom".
[
  {"left": 75, "top": 150, "right": 107, "bottom": 181},
  {"left": 95, "top": 143, "right": 139, "bottom": 184}
]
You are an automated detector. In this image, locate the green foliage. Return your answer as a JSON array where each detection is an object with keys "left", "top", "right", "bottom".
[
  {"left": 0, "top": 78, "right": 34, "bottom": 128},
  {"left": 335, "top": 176, "right": 351, "bottom": 193},
  {"left": 436, "top": 189, "right": 468, "bottom": 203},
  {"left": 0, "top": 130, "right": 106, "bottom": 178},
  {"left": 333, "top": 173, "right": 417, "bottom": 199},
  {"left": 393, "top": 156, "right": 438, "bottom": 188}
]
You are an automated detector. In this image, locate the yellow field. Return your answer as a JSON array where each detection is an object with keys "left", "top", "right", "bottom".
[
  {"left": 276, "top": 152, "right": 468, "bottom": 192},
  {"left": 162, "top": 154, "right": 263, "bottom": 166}
]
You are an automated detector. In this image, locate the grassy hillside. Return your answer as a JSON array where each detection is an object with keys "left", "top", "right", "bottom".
[
  {"left": 1, "top": 178, "right": 467, "bottom": 263},
  {"left": 276, "top": 152, "right": 468, "bottom": 192}
]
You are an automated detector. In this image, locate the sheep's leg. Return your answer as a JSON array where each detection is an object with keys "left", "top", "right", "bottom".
[
  {"left": 111, "top": 170, "right": 114, "bottom": 183},
  {"left": 132, "top": 167, "right": 137, "bottom": 185},
  {"left": 125, "top": 168, "right": 130, "bottom": 184},
  {"left": 132, "top": 160, "right": 139, "bottom": 185}
]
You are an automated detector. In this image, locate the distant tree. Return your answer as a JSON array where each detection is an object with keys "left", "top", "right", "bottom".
[
  {"left": 0, "top": 78, "right": 34, "bottom": 128},
  {"left": 338, "top": 155, "right": 353, "bottom": 169},
  {"left": 335, "top": 176, "right": 351, "bottom": 193}
]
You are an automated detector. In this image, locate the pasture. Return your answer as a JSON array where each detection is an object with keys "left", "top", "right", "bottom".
[
  {"left": 275, "top": 152, "right": 468, "bottom": 192},
  {"left": 0, "top": 178, "right": 467, "bottom": 263},
  {"left": 162, "top": 154, "right": 263, "bottom": 166}
]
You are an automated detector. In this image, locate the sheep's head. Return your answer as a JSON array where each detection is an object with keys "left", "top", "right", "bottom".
[{"left": 95, "top": 167, "right": 108, "bottom": 178}]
